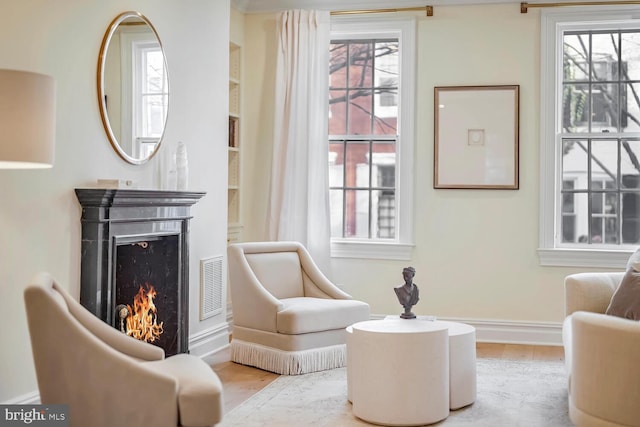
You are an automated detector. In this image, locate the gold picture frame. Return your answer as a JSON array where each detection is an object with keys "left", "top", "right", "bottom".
[{"left": 434, "top": 85, "right": 520, "bottom": 189}]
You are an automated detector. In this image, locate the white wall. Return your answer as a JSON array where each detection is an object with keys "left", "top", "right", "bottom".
[
  {"left": 0, "top": 0, "right": 230, "bottom": 402},
  {"left": 240, "top": 5, "right": 620, "bottom": 328}
]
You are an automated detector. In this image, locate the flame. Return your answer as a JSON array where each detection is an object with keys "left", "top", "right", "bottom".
[{"left": 125, "top": 284, "right": 164, "bottom": 343}]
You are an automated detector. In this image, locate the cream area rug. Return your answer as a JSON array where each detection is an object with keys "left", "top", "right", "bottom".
[{"left": 220, "top": 358, "right": 572, "bottom": 427}]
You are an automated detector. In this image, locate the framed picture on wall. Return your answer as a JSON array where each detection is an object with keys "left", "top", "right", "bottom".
[{"left": 434, "top": 85, "right": 520, "bottom": 189}]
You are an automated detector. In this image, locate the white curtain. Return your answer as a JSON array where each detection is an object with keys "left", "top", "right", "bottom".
[{"left": 267, "top": 9, "right": 331, "bottom": 272}]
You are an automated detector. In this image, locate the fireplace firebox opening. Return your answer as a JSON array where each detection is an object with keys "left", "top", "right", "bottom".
[{"left": 115, "top": 234, "right": 180, "bottom": 356}]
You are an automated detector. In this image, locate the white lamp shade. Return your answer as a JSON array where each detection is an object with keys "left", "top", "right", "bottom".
[{"left": 0, "top": 69, "right": 56, "bottom": 168}]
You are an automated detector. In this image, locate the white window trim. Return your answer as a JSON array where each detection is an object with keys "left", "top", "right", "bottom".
[
  {"left": 329, "top": 16, "right": 416, "bottom": 260},
  {"left": 539, "top": 6, "right": 640, "bottom": 268}
]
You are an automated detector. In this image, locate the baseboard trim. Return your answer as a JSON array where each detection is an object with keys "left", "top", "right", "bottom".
[
  {"left": 2, "top": 391, "right": 40, "bottom": 405},
  {"left": 371, "top": 314, "right": 563, "bottom": 346},
  {"left": 189, "top": 322, "right": 231, "bottom": 358}
]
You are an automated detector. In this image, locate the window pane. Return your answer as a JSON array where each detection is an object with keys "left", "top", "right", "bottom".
[
  {"left": 590, "top": 191, "right": 619, "bottom": 243},
  {"left": 345, "top": 141, "right": 369, "bottom": 188},
  {"left": 372, "top": 142, "right": 396, "bottom": 187},
  {"left": 562, "top": 139, "right": 588, "bottom": 190},
  {"left": 622, "top": 83, "right": 640, "bottom": 133},
  {"left": 144, "top": 50, "right": 165, "bottom": 92},
  {"left": 591, "top": 83, "right": 619, "bottom": 132},
  {"left": 329, "top": 90, "right": 347, "bottom": 135},
  {"left": 564, "top": 33, "right": 589, "bottom": 82},
  {"left": 344, "top": 189, "right": 369, "bottom": 238},
  {"left": 329, "top": 142, "right": 344, "bottom": 187},
  {"left": 622, "top": 32, "right": 640, "bottom": 81},
  {"left": 622, "top": 140, "right": 640, "bottom": 189},
  {"left": 563, "top": 193, "right": 588, "bottom": 243},
  {"left": 348, "top": 89, "right": 373, "bottom": 135},
  {"left": 590, "top": 140, "right": 618, "bottom": 186},
  {"left": 348, "top": 43, "right": 373, "bottom": 88},
  {"left": 562, "top": 84, "right": 589, "bottom": 133},
  {"left": 142, "top": 94, "right": 166, "bottom": 136},
  {"left": 374, "top": 89, "right": 397, "bottom": 135},
  {"left": 329, "top": 43, "right": 348, "bottom": 88},
  {"left": 373, "top": 41, "right": 398, "bottom": 135},
  {"left": 329, "top": 189, "right": 344, "bottom": 238},
  {"left": 592, "top": 32, "right": 619, "bottom": 81},
  {"left": 622, "top": 191, "right": 640, "bottom": 243},
  {"left": 373, "top": 190, "right": 395, "bottom": 239}
]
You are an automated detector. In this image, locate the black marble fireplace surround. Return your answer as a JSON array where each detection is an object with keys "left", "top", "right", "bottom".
[{"left": 75, "top": 189, "right": 205, "bottom": 356}]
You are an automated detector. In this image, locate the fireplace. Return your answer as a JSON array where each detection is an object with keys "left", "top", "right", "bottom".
[{"left": 75, "top": 189, "right": 205, "bottom": 356}]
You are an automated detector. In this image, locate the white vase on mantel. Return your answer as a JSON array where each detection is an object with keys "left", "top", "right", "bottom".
[{"left": 176, "top": 141, "right": 188, "bottom": 191}]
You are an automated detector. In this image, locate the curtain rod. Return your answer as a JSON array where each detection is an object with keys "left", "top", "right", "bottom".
[
  {"left": 330, "top": 6, "right": 433, "bottom": 17},
  {"left": 521, "top": 1, "right": 640, "bottom": 13}
]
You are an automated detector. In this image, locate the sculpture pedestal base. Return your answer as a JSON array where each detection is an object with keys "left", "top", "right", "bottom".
[{"left": 400, "top": 311, "right": 416, "bottom": 319}]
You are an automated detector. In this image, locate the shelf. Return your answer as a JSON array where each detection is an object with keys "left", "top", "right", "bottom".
[{"left": 229, "top": 84, "right": 240, "bottom": 116}]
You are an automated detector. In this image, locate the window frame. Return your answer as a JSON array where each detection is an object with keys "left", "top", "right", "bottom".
[
  {"left": 539, "top": 5, "right": 640, "bottom": 268},
  {"left": 329, "top": 16, "right": 416, "bottom": 260}
]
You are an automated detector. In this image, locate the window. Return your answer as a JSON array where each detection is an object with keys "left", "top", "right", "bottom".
[
  {"left": 132, "top": 42, "right": 168, "bottom": 158},
  {"left": 540, "top": 6, "right": 640, "bottom": 267},
  {"left": 328, "top": 17, "right": 415, "bottom": 259},
  {"left": 119, "top": 29, "right": 168, "bottom": 159}
]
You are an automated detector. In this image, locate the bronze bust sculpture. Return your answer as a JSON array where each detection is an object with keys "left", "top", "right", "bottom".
[{"left": 394, "top": 267, "right": 419, "bottom": 319}]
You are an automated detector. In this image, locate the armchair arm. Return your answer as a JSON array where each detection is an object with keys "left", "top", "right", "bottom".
[
  {"left": 570, "top": 311, "right": 640, "bottom": 426},
  {"left": 564, "top": 272, "right": 624, "bottom": 316},
  {"left": 228, "top": 245, "right": 284, "bottom": 332},
  {"left": 297, "top": 244, "right": 352, "bottom": 299}
]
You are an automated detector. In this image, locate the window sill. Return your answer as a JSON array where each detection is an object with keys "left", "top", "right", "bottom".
[
  {"left": 331, "top": 240, "right": 414, "bottom": 260},
  {"left": 537, "top": 248, "right": 633, "bottom": 269}
]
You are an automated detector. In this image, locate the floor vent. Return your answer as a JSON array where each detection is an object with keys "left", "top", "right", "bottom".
[{"left": 200, "top": 256, "right": 223, "bottom": 320}]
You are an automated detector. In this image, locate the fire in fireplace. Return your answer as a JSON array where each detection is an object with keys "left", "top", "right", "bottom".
[
  {"left": 115, "top": 284, "right": 164, "bottom": 343},
  {"left": 115, "top": 236, "right": 179, "bottom": 356}
]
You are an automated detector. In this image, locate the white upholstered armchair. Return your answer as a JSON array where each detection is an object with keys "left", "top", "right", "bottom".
[
  {"left": 228, "top": 241, "right": 370, "bottom": 375},
  {"left": 563, "top": 272, "right": 640, "bottom": 427},
  {"left": 24, "top": 272, "right": 223, "bottom": 427}
]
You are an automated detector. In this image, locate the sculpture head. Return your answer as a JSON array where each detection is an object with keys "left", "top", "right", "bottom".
[{"left": 402, "top": 267, "right": 415, "bottom": 280}]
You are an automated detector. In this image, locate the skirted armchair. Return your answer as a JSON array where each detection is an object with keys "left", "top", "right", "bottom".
[
  {"left": 24, "top": 272, "right": 223, "bottom": 427},
  {"left": 228, "top": 241, "right": 370, "bottom": 375}
]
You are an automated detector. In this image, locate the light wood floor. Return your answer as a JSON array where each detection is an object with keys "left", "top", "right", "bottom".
[{"left": 207, "top": 343, "right": 564, "bottom": 414}]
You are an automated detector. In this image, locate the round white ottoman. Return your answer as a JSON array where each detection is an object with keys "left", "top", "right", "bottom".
[
  {"left": 348, "top": 319, "right": 450, "bottom": 426},
  {"left": 438, "top": 321, "right": 477, "bottom": 409},
  {"left": 346, "top": 325, "right": 353, "bottom": 403}
]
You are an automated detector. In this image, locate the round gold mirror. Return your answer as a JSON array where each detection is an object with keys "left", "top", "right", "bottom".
[{"left": 97, "top": 11, "right": 169, "bottom": 165}]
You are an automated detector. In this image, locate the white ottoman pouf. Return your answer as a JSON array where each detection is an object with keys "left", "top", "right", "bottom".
[
  {"left": 439, "top": 321, "right": 477, "bottom": 409},
  {"left": 346, "top": 325, "right": 353, "bottom": 403},
  {"left": 348, "top": 319, "right": 450, "bottom": 426}
]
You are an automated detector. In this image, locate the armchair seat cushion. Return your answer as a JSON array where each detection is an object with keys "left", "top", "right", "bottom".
[
  {"left": 151, "top": 354, "right": 223, "bottom": 427},
  {"left": 278, "top": 297, "right": 370, "bottom": 334}
]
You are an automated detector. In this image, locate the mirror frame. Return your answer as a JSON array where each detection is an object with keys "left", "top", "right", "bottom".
[{"left": 97, "top": 11, "right": 169, "bottom": 165}]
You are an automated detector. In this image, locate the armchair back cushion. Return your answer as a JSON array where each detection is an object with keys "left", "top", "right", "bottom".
[{"left": 246, "top": 252, "right": 304, "bottom": 299}]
